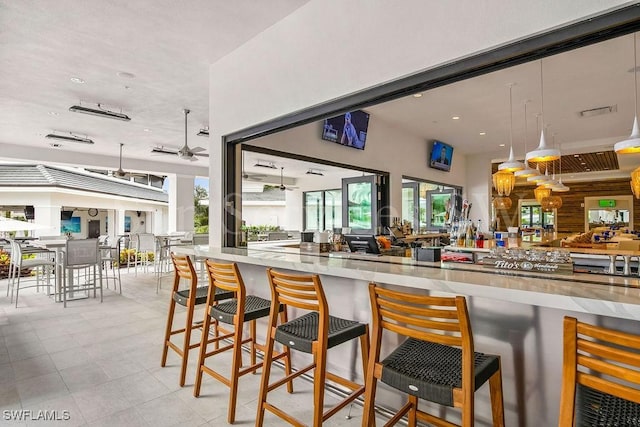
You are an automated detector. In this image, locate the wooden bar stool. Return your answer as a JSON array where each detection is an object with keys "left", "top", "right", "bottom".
[
  {"left": 193, "top": 261, "right": 292, "bottom": 424},
  {"left": 362, "top": 283, "right": 504, "bottom": 427},
  {"left": 559, "top": 316, "right": 640, "bottom": 426},
  {"left": 160, "top": 253, "right": 234, "bottom": 387},
  {"left": 256, "top": 268, "right": 370, "bottom": 426}
]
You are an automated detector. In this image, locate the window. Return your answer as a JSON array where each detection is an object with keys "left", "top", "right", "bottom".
[{"left": 303, "top": 190, "right": 342, "bottom": 231}]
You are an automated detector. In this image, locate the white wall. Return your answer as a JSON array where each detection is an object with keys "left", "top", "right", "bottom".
[
  {"left": 209, "top": 0, "right": 631, "bottom": 245},
  {"left": 248, "top": 119, "right": 467, "bottom": 223}
]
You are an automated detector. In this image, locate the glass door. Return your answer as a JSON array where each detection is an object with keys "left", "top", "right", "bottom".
[
  {"left": 342, "top": 175, "right": 379, "bottom": 234},
  {"left": 304, "top": 191, "right": 323, "bottom": 231},
  {"left": 402, "top": 182, "right": 418, "bottom": 231},
  {"left": 426, "top": 189, "right": 453, "bottom": 230}
]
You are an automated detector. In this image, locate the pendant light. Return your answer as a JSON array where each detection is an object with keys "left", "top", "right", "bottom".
[
  {"left": 525, "top": 60, "right": 560, "bottom": 163},
  {"left": 492, "top": 170, "right": 515, "bottom": 196},
  {"left": 631, "top": 166, "right": 640, "bottom": 198},
  {"left": 514, "top": 100, "right": 540, "bottom": 178},
  {"left": 615, "top": 32, "right": 640, "bottom": 154},
  {"left": 550, "top": 143, "right": 570, "bottom": 192},
  {"left": 498, "top": 84, "right": 525, "bottom": 172},
  {"left": 543, "top": 133, "right": 560, "bottom": 188},
  {"left": 493, "top": 197, "right": 512, "bottom": 210},
  {"left": 534, "top": 185, "right": 551, "bottom": 203}
]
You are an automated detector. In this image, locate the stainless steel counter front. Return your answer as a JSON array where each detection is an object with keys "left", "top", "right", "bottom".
[{"left": 175, "top": 245, "right": 640, "bottom": 426}]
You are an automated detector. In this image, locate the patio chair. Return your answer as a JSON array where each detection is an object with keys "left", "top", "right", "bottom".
[{"left": 7, "top": 239, "right": 55, "bottom": 307}]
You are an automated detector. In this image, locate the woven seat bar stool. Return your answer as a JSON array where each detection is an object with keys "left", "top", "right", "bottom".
[
  {"left": 256, "top": 268, "right": 370, "bottom": 426},
  {"left": 193, "top": 261, "right": 292, "bottom": 424},
  {"left": 362, "top": 284, "right": 504, "bottom": 427},
  {"left": 558, "top": 316, "right": 640, "bottom": 426},
  {"left": 161, "top": 253, "right": 234, "bottom": 387}
]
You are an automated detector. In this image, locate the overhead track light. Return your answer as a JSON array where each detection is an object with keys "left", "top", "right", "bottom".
[
  {"left": 254, "top": 161, "right": 277, "bottom": 169},
  {"left": 197, "top": 127, "right": 209, "bottom": 137},
  {"left": 45, "top": 133, "right": 94, "bottom": 144},
  {"left": 69, "top": 104, "right": 131, "bottom": 121},
  {"left": 306, "top": 169, "right": 324, "bottom": 176}
]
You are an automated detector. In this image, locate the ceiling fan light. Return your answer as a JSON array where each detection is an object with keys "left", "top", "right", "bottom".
[{"left": 614, "top": 116, "right": 640, "bottom": 153}]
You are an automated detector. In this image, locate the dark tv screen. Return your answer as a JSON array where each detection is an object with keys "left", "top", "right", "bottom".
[
  {"left": 321, "top": 110, "right": 369, "bottom": 150},
  {"left": 60, "top": 210, "right": 74, "bottom": 221},
  {"left": 429, "top": 140, "right": 453, "bottom": 172}
]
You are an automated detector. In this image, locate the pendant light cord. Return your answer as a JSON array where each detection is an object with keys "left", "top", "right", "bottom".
[
  {"left": 634, "top": 33, "right": 638, "bottom": 118},
  {"left": 524, "top": 101, "right": 529, "bottom": 166},
  {"left": 509, "top": 84, "right": 514, "bottom": 149},
  {"left": 540, "top": 60, "right": 545, "bottom": 132}
]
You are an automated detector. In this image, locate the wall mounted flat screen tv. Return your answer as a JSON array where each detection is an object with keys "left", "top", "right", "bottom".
[
  {"left": 429, "top": 140, "right": 453, "bottom": 172},
  {"left": 321, "top": 110, "right": 370, "bottom": 150}
]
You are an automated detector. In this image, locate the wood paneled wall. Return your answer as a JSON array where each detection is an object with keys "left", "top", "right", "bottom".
[{"left": 492, "top": 179, "right": 640, "bottom": 233}]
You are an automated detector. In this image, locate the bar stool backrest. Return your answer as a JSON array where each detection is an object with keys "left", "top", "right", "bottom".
[
  {"left": 558, "top": 316, "right": 640, "bottom": 426},
  {"left": 137, "top": 233, "right": 156, "bottom": 253},
  {"left": 65, "top": 239, "right": 99, "bottom": 267},
  {"left": 205, "top": 261, "right": 242, "bottom": 299},
  {"left": 266, "top": 268, "right": 327, "bottom": 313},
  {"left": 170, "top": 253, "right": 197, "bottom": 291}
]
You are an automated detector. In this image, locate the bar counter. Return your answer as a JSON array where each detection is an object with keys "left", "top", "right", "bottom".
[{"left": 175, "top": 245, "right": 640, "bottom": 426}]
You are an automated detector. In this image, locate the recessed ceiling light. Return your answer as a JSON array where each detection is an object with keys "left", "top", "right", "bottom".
[
  {"left": 413, "top": 93, "right": 423, "bottom": 98},
  {"left": 117, "top": 71, "right": 136, "bottom": 79},
  {"left": 499, "top": 144, "right": 506, "bottom": 147},
  {"left": 451, "top": 116, "right": 460, "bottom": 120},
  {"left": 586, "top": 168, "right": 591, "bottom": 171},
  {"left": 604, "top": 167, "right": 609, "bottom": 170},
  {"left": 479, "top": 132, "right": 486, "bottom": 136},
  {"left": 70, "top": 77, "right": 85, "bottom": 84},
  {"left": 143, "top": 128, "right": 151, "bottom": 132},
  {"left": 596, "top": 152, "right": 604, "bottom": 155},
  {"left": 580, "top": 162, "right": 586, "bottom": 165},
  {"left": 48, "top": 111, "right": 58, "bottom": 116}
]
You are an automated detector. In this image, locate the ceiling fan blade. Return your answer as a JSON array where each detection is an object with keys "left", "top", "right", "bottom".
[
  {"left": 151, "top": 147, "right": 178, "bottom": 155},
  {"left": 193, "top": 152, "right": 209, "bottom": 157},
  {"left": 190, "top": 146, "right": 206, "bottom": 153}
]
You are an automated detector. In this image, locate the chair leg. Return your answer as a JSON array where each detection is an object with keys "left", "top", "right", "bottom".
[
  {"left": 489, "top": 364, "right": 505, "bottom": 427},
  {"left": 362, "top": 370, "right": 378, "bottom": 427},
  {"left": 14, "top": 273, "right": 21, "bottom": 308},
  {"left": 313, "top": 345, "right": 327, "bottom": 426},
  {"left": 227, "top": 318, "right": 245, "bottom": 423},
  {"left": 193, "top": 308, "right": 213, "bottom": 397},
  {"left": 161, "top": 297, "right": 177, "bottom": 367},
  {"left": 408, "top": 395, "right": 418, "bottom": 426},
  {"left": 279, "top": 310, "right": 293, "bottom": 394},
  {"left": 256, "top": 324, "right": 277, "bottom": 426},
  {"left": 180, "top": 303, "right": 195, "bottom": 387}
]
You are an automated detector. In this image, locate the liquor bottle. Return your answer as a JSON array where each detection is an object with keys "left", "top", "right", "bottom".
[
  {"left": 475, "top": 219, "right": 484, "bottom": 248},
  {"left": 466, "top": 220, "right": 475, "bottom": 248},
  {"left": 457, "top": 220, "right": 466, "bottom": 247}
]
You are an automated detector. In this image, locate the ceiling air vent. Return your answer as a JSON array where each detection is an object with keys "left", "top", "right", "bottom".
[{"left": 579, "top": 105, "right": 617, "bottom": 118}]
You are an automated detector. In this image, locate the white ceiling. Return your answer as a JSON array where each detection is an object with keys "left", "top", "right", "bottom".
[
  {"left": 0, "top": 0, "right": 310, "bottom": 173},
  {"left": 1, "top": 2, "right": 639, "bottom": 180}
]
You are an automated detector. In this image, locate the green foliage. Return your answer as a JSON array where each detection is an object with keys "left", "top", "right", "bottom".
[
  {"left": 194, "top": 185, "right": 209, "bottom": 229},
  {"left": 195, "top": 225, "right": 209, "bottom": 234},
  {"left": 241, "top": 225, "right": 281, "bottom": 241},
  {"left": 119, "top": 249, "right": 154, "bottom": 264}
]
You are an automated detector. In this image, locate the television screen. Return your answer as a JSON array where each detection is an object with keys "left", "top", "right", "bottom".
[
  {"left": 429, "top": 140, "right": 453, "bottom": 172},
  {"left": 24, "top": 205, "right": 34, "bottom": 220},
  {"left": 60, "top": 210, "right": 74, "bottom": 221},
  {"left": 321, "top": 110, "right": 370, "bottom": 150}
]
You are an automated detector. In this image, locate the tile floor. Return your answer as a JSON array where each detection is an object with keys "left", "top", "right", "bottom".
[{"left": 0, "top": 269, "right": 387, "bottom": 426}]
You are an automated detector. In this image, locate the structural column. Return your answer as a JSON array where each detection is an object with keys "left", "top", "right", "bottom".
[
  {"left": 33, "top": 205, "right": 61, "bottom": 237},
  {"left": 167, "top": 174, "right": 195, "bottom": 233}
]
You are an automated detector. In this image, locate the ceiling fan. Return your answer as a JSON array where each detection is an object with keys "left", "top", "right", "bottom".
[
  {"left": 241, "top": 151, "right": 266, "bottom": 181},
  {"left": 278, "top": 167, "right": 297, "bottom": 191},
  {"left": 113, "top": 143, "right": 146, "bottom": 178},
  {"left": 151, "top": 109, "right": 208, "bottom": 161}
]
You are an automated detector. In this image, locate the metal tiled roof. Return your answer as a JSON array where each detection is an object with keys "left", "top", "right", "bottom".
[{"left": 0, "top": 164, "right": 168, "bottom": 203}]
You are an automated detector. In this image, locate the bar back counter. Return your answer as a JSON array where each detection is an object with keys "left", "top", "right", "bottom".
[{"left": 175, "top": 245, "right": 640, "bottom": 426}]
